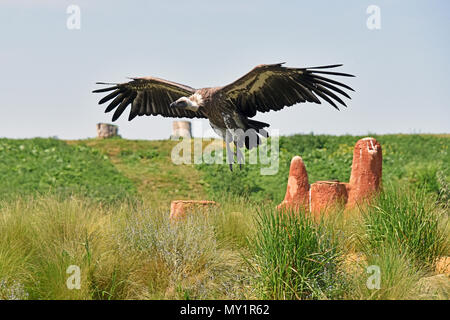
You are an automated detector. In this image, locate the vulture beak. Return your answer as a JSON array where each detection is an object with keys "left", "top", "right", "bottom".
[{"left": 171, "top": 100, "right": 188, "bottom": 108}]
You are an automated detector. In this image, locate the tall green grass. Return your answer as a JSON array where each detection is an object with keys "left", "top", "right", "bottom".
[
  {"left": 0, "top": 196, "right": 252, "bottom": 300},
  {"left": 207, "top": 194, "right": 260, "bottom": 248},
  {"left": 361, "top": 184, "right": 449, "bottom": 269},
  {"left": 344, "top": 245, "right": 424, "bottom": 300},
  {"left": 0, "top": 186, "right": 447, "bottom": 300},
  {"left": 334, "top": 184, "right": 449, "bottom": 300},
  {"left": 251, "top": 207, "right": 345, "bottom": 300},
  {"left": 247, "top": 183, "right": 449, "bottom": 300}
]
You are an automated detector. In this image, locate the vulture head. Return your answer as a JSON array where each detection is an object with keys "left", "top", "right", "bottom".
[{"left": 170, "top": 93, "right": 204, "bottom": 112}]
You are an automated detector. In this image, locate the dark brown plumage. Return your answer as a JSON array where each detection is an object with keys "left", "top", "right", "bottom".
[
  {"left": 94, "top": 77, "right": 204, "bottom": 121},
  {"left": 93, "top": 63, "right": 355, "bottom": 169}
]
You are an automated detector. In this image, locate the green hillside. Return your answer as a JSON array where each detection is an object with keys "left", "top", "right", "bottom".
[
  {"left": 0, "top": 134, "right": 448, "bottom": 206},
  {"left": 0, "top": 138, "right": 137, "bottom": 203}
]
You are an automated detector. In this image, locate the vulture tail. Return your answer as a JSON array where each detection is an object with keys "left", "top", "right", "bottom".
[
  {"left": 244, "top": 119, "right": 270, "bottom": 150},
  {"left": 247, "top": 119, "right": 270, "bottom": 129}
]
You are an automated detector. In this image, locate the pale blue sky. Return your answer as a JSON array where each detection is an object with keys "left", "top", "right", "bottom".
[{"left": 1, "top": 0, "right": 449, "bottom": 140}]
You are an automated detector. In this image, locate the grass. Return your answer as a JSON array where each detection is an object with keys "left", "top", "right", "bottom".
[
  {"left": 361, "top": 184, "right": 449, "bottom": 270},
  {"left": 67, "top": 138, "right": 207, "bottom": 209},
  {"left": 0, "top": 196, "right": 252, "bottom": 300},
  {"left": 343, "top": 245, "right": 424, "bottom": 300},
  {"left": 2, "top": 185, "right": 445, "bottom": 300},
  {"left": 0, "top": 138, "right": 137, "bottom": 204},
  {"left": 251, "top": 207, "right": 345, "bottom": 299},
  {"left": 0, "top": 134, "right": 448, "bottom": 300}
]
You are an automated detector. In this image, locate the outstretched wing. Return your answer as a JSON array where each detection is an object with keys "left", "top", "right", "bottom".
[
  {"left": 220, "top": 63, "right": 355, "bottom": 117},
  {"left": 93, "top": 77, "right": 207, "bottom": 121}
]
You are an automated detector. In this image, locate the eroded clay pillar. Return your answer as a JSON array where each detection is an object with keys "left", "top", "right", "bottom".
[
  {"left": 347, "top": 137, "right": 382, "bottom": 207},
  {"left": 169, "top": 200, "right": 218, "bottom": 220},
  {"left": 96, "top": 123, "right": 118, "bottom": 139},
  {"left": 310, "top": 181, "right": 348, "bottom": 219},
  {"left": 277, "top": 156, "right": 310, "bottom": 212},
  {"left": 171, "top": 121, "right": 192, "bottom": 139}
]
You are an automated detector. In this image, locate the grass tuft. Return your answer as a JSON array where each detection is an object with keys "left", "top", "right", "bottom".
[
  {"left": 361, "top": 184, "right": 448, "bottom": 269},
  {"left": 251, "top": 207, "right": 345, "bottom": 299}
]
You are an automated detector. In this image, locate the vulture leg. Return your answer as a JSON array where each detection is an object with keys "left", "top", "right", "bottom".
[
  {"left": 234, "top": 141, "right": 244, "bottom": 170},
  {"left": 226, "top": 141, "right": 234, "bottom": 171}
]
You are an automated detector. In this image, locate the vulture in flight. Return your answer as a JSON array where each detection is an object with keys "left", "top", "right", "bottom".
[{"left": 93, "top": 63, "right": 354, "bottom": 170}]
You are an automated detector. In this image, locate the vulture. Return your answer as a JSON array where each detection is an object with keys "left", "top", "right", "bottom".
[{"left": 93, "top": 63, "right": 354, "bottom": 170}]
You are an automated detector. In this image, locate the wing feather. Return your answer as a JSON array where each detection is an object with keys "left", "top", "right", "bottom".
[
  {"left": 220, "top": 63, "right": 354, "bottom": 117},
  {"left": 93, "top": 77, "right": 206, "bottom": 121},
  {"left": 105, "top": 91, "right": 128, "bottom": 113}
]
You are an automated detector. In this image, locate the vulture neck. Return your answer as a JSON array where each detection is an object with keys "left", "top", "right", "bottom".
[{"left": 187, "top": 93, "right": 204, "bottom": 112}]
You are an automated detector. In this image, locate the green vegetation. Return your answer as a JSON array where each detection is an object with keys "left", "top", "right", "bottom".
[
  {"left": 0, "top": 134, "right": 448, "bottom": 300},
  {"left": 0, "top": 195, "right": 256, "bottom": 300},
  {"left": 361, "top": 184, "right": 448, "bottom": 269},
  {"left": 197, "top": 134, "right": 449, "bottom": 203},
  {"left": 0, "top": 138, "right": 136, "bottom": 203},
  {"left": 346, "top": 245, "right": 425, "bottom": 300},
  {"left": 252, "top": 207, "right": 345, "bottom": 299},
  {"left": 66, "top": 138, "right": 207, "bottom": 209}
]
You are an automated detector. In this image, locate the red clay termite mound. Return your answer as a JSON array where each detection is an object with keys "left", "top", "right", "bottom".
[
  {"left": 277, "top": 137, "right": 382, "bottom": 217},
  {"left": 346, "top": 137, "right": 382, "bottom": 208},
  {"left": 276, "top": 156, "right": 310, "bottom": 213},
  {"left": 169, "top": 200, "right": 218, "bottom": 220},
  {"left": 310, "top": 181, "right": 348, "bottom": 219}
]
